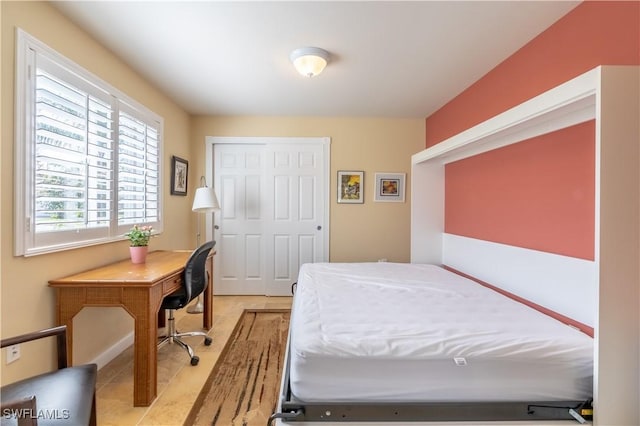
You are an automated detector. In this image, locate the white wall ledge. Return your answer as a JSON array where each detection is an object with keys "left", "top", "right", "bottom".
[{"left": 414, "top": 68, "right": 598, "bottom": 165}]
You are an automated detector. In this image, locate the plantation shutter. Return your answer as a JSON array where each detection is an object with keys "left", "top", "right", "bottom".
[
  {"left": 33, "top": 55, "right": 115, "bottom": 248},
  {"left": 16, "top": 30, "right": 164, "bottom": 256},
  {"left": 117, "top": 108, "right": 160, "bottom": 226}
]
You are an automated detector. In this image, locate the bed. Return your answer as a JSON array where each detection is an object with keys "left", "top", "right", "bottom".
[{"left": 269, "top": 262, "right": 594, "bottom": 424}]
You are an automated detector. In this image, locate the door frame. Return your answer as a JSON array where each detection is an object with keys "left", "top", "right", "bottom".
[{"left": 204, "top": 136, "right": 331, "bottom": 281}]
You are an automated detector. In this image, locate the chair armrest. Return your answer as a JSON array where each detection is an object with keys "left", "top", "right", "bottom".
[
  {"left": 1, "top": 326, "right": 67, "bottom": 369},
  {"left": 1, "top": 395, "right": 38, "bottom": 426}
]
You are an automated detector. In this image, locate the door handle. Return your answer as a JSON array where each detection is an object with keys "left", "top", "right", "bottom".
[
  {"left": 317, "top": 225, "right": 322, "bottom": 230},
  {"left": 214, "top": 225, "right": 219, "bottom": 230}
]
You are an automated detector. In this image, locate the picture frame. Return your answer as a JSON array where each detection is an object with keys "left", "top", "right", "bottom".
[
  {"left": 374, "top": 172, "right": 405, "bottom": 202},
  {"left": 170, "top": 155, "right": 188, "bottom": 196},
  {"left": 337, "top": 171, "right": 364, "bottom": 204}
]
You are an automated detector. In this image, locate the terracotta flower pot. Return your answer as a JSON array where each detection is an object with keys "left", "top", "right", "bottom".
[{"left": 129, "top": 246, "right": 149, "bottom": 264}]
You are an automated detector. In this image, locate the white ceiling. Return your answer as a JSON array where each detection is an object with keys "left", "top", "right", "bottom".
[{"left": 52, "top": 1, "right": 579, "bottom": 118}]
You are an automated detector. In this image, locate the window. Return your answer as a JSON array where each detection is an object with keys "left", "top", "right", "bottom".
[{"left": 15, "top": 29, "right": 163, "bottom": 256}]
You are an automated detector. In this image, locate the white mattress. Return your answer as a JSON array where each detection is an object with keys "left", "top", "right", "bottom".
[{"left": 289, "top": 262, "right": 593, "bottom": 402}]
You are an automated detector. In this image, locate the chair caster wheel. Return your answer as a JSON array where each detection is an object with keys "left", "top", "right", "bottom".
[
  {"left": 190, "top": 356, "right": 199, "bottom": 366},
  {"left": 205, "top": 336, "right": 213, "bottom": 346}
]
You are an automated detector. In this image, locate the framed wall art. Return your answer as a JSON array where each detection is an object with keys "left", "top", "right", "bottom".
[
  {"left": 374, "top": 172, "right": 405, "bottom": 202},
  {"left": 170, "top": 155, "right": 189, "bottom": 196},
  {"left": 337, "top": 171, "right": 364, "bottom": 204}
]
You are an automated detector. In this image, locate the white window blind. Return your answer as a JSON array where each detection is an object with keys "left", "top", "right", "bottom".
[
  {"left": 118, "top": 109, "right": 160, "bottom": 225},
  {"left": 15, "top": 29, "right": 163, "bottom": 256},
  {"left": 35, "top": 66, "right": 114, "bottom": 234}
]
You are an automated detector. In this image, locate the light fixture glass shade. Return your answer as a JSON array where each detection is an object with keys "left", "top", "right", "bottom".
[
  {"left": 290, "top": 47, "right": 330, "bottom": 77},
  {"left": 192, "top": 187, "right": 220, "bottom": 212}
]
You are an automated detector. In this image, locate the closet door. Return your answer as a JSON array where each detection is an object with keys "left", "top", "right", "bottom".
[
  {"left": 214, "top": 144, "right": 266, "bottom": 294},
  {"left": 264, "top": 143, "right": 327, "bottom": 295},
  {"left": 212, "top": 139, "right": 328, "bottom": 296}
]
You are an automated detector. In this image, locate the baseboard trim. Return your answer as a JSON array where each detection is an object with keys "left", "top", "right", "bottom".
[{"left": 90, "top": 331, "right": 134, "bottom": 370}]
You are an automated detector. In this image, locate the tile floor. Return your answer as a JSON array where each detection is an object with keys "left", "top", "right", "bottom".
[{"left": 95, "top": 295, "right": 293, "bottom": 426}]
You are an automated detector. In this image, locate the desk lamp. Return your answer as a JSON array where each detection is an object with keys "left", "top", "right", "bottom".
[{"left": 188, "top": 176, "right": 220, "bottom": 314}]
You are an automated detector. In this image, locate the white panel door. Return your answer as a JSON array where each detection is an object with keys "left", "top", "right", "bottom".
[
  {"left": 214, "top": 144, "right": 266, "bottom": 294},
  {"left": 211, "top": 138, "right": 328, "bottom": 296},
  {"left": 264, "top": 143, "right": 326, "bottom": 295}
]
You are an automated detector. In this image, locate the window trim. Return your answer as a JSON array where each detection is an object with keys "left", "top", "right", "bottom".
[{"left": 14, "top": 28, "right": 164, "bottom": 256}]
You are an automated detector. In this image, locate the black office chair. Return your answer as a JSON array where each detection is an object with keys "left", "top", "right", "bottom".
[{"left": 158, "top": 240, "right": 215, "bottom": 366}]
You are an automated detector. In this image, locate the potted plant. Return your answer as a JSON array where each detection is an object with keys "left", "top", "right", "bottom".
[{"left": 125, "top": 225, "right": 153, "bottom": 263}]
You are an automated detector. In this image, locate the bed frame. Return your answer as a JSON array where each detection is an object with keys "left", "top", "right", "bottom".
[
  {"left": 269, "top": 335, "right": 593, "bottom": 425},
  {"left": 266, "top": 68, "right": 638, "bottom": 425},
  {"left": 270, "top": 265, "right": 594, "bottom": 426}
]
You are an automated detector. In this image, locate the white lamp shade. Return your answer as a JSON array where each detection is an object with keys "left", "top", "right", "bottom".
[
  {"left": 290, "top": 47, "right": 330, "bottom": 77},
  {"left": 192, "top": 187, "right": 220, "bottom": 212}
]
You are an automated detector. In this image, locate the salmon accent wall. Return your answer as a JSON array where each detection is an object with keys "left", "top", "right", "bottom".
[
  {"left": 444, "top": 121, "right": 595, "bottom": 260},
  {"left": 426, "top": 1, "right": 640, "bottom": 148}
]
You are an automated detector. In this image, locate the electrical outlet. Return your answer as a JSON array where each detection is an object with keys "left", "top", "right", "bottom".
[{"left": 6, "top": 344, "right": 20, "bottom": 364}]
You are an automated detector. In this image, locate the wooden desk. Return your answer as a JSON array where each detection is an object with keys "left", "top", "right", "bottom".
[{"left": 48, "top": 250, "right": 214, "bottom": 407}]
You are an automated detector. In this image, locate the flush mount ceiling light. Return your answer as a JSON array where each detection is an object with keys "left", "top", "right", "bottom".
[{"left": 290, "top": 47, "right": 330, "bottom": 77}]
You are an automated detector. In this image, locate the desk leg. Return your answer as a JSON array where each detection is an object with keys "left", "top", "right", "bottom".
[
  {"left": 122, "top": 286, "right": 164, "bottom": 407},
  {"left": 54, "top": 288, "right": 85, "bottom": 366},
  {"left": 158, "top": 309, "right": 166, "bottom": 328},
  {"left": 203, "top": 279, "right": 212, "bottom": 330},
  {"left": 203, "top": 254, "right": 214, "bottom": 330}
]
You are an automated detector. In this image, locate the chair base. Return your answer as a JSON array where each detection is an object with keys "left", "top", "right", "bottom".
[{"left": 158, "top": 309, "right": 212, "bottom": 365}]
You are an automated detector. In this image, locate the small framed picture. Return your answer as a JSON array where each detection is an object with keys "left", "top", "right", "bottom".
[
  {"left": 170, "top": 155, "right": 188, "bottom": 196},
  {"left": 374, "top": 172, "right": 405, "bottom": 202},
  {"left": 337, "top": 171, "right": 364, "bottom": 204}
]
